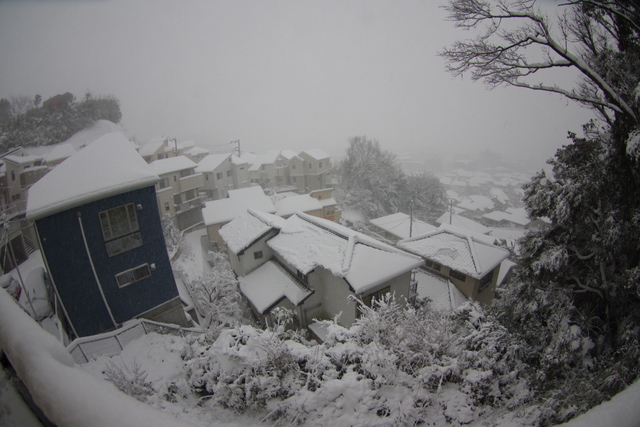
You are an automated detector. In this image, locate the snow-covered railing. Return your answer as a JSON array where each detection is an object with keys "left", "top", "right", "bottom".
[
  {"left": 67, "top": 318, "right": 203, "bottom": 364},
  {"left": 0, "top": 288, "right": 196, "bottom": 427}
]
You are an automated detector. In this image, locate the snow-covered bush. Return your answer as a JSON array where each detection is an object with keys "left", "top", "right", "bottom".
[
  {"left": 103, "top": 360, "right": 154, "bottom": 402},
  {"left": 182, "top": 296, "right": 533, "bottom": 425},
  {"left": 161, "top": 215, "right": 183, "bottom": 257}
]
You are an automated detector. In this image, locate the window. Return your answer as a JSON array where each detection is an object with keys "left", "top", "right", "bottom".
[
  {"left": 226, "top": 170, "right": 232, "bottom": 177},
  {"left": 158, "top": 177, "right": 170, "bottom": 189},
  {"left": 449, "top": 270, "right": 466, "bottom": 282},
  {"left": 254, "top": 250, "right": 263, "bottom": 260},
  {"left": 115, "top": 264, "right": 151, "bottom": 288},
  {"left": 180, "top": 169, "right": 191, "bottom": 178},
  {"left": 319, "top": 161, "right": 322, "bottom": 168},
  {"left": 11, "top": 171, "right": 15, "bottom": 181},
  {"left": 99, "top": 203, "right": 143, "bottom": 257},
  {"left": 185, "top": 189, "right": 195, "bottom": 201},
  {"left": 216, "top": 172, "right": 223, "bottom": 180},
  {"left": 99, "top": 203, "right": 139, "bottom": 241},
  {"left": 173, "top": 194, "right": 182, "bottom": 205},
  {"left": 158, "top": 153, "right": 165, "bottom": 160},
  {"left": 308, "top": 163, "right": 312, "bottom": 169},
  {"left": 11, "top": 194, "right": 20, "bottom": 201},
  {"left": 205, "top": 174, "right": 209, "bottom": 180},
  {"left": 479, "top": 270, "right": 493, "bottom": 292},
  {"left": 292, "top": 164, "right": 296, "bottom": 169},
  {"left": 425, "top": 259, "right": 441, "bottom": 272},
  {"left": 164, "top": 201, "right": 170, "bottom": 212}
]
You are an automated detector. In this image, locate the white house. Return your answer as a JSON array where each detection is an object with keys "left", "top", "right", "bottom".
[{"left": 219, "top": 211, "right": 423, "bottom": 333}]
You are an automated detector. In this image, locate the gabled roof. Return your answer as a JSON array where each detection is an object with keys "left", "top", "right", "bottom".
[
  {"left": 195, "top": 153, "right": 231, "bottom": 173},
  {"left": 267, "top": 213, "right": 422, "bottom": 294},
  {"left": 149, "top": 156, "right": 197, "bottom": 176},
  {"left": 186, "top": 146, "right": 209, "bottom": 156},
  {"left": 482, "top": 210, "right": 530, "bottom": 226},
  {"left": 397, "top": 228, "right": 509, "bottom": 280},
  {"left": 202, "top": 193, "right": 276, "bottom": 225},
  {"left": 238, "top": 261, "right": 312, "bottom": 314},
  {"left": 139, "top": 137, "right": 166, "bottom": 156},
  {"left": 3, "top": 154, "right": 43, "bottom": 166},
  {"left": 370, "top": 213, "right": 437, "bottom": 240},
  {"left": 248, "top": 150, "right": 280, "bottom": 171},
  {"left": 457, "top": 195, "right": 495, "bottom": 212},
  {"left": 436, "top": 213, "right": 491, "bottom": 235},
  {"left": 301, "top": 149, "right": 330, "bottom": 160},
  {"left": 219, "top": 209, "right": 285, "bottom": 254},
  {"left": 26, "top": 132, "right": 159, "bottom": 220},
  {"left": 279, "top": 149, "right": 300, "bottom": 161},
  {"left": 231, "top": 154, "right": 247, "bottom": 166},
  {"left": 274, "top": 194, "right": 322, "bottom": 217}
]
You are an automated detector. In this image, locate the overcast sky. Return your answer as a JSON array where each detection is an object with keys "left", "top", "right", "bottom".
[{"left": 0, "top": 0, "right": 593, "bottom": 170}]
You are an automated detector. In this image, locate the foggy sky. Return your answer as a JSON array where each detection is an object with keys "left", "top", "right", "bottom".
[{"left": 0, "top": 0, "right": 593, "bottom": 170}]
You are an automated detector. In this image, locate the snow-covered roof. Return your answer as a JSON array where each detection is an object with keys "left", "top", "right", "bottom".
[
  {"left": 414, "top": 268, "right": 467, "bottom": 311},
  {"left": 457, "top": 195, "right": 495, "bottom": 212},
  {"left": 228, "top": 185, "right": 268, "bottom": 200},
  {"left": 317, "top": 197, "right": 337, "bottom": 208},
  {"left": 274, "top": 194, "right": 322, "bottom": 217},
  {"left": 436, "top": 213, "right": 491, "bottom": 235},
  {"left": 195, "top": 153, "right": 231, "bottom": 173},
  {"left": 44, "top": 143, "right": 76, "bottom": 164},
  {"left": 219, "top": 209, "right": 285, "bottom": 254},
  {"left": 482, "top": 211, "right": 530, "bottom": 226},
  {"left": 139, "top": 137, "right": 166, "bottom": 156},
  {"left": 489, "top": 188, "right": 510, "bottom": 204},
  {"left": 279, "top": 149, "right": 299, "bottom": 160},
  {"left": 369, "top": 213, "right": 437, "bottom": 240},
  {"left": 398, "top": 229, "right": 510, "bottom": 280},
  {"left": 248, "top": 150, "right": 280, "bottom": 171},
  {"left": 27, "top": 132, "right": 159, "bottom": 219},
  {"left": 148, "top": 156, "right": 197, "bottom": 176},
  {"left": 438, "top": 223, "right": 499, "bottom": 246},
  {"left": 3, "top": 154, "right": 43, "bottom": 166},
  {"left": 238, "top": 261, "right": 312, "bottom": 314},
  {"left": 202, "top": 195, "right": 276, "bottom": 225},
  {"left": 186, "top": 146, "right": 209, "bottom": 156},
  {"left": 267, "top": 213, "right": 423, "bottom": 294},
  {"left": 231, "top": 154, "right": 247, "bottom": 165},
  {"left": 301, "top": 149, "right": 330, "bottom": 160}
]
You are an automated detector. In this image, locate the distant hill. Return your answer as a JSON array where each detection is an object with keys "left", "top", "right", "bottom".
[{"left": 0, "top": 93, "right": 122, "bottom": 152}]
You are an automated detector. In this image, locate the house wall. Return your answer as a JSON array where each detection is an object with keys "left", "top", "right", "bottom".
[
  {"left": 232, "top": 162, "right": 249, "bottom": 189},
  {"left": 231, "top": 236, "right": 274, "bottom": 276},
  {"left": 289, "top": 157, "right": 305, "bottom": 191},
  {"left": 35, "top": 186, "right": 182, "bottom": 337}
]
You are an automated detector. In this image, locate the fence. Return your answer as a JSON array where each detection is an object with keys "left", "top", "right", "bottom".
[{"left": 67, "top": 318, "right": 202, "bottom": 364}]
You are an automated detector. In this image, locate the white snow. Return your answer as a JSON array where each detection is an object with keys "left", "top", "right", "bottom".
[
  {"left": 0, "top": 288, "right": 195, "bottom": 427},
  {"left": 414, "top": 268, "right": 467, "bottom": 310},
  {"left": 148, "top": 156, "right": 197, "bottom": 176},
  {"left": 194, "top": 153, "right": 231, "bottom": 173},
  {"left": 268, "top": 213, "right": 423, "bottom": 293},
  {"left": 43, "top": 143, "right": 76, "bottom": 164},
  {"left": 436, "top": 212, "right": 492, "bottom": 235},
  {"left": 202, "top": 196, "right": 276, "bottom": 226},
  {"left": 274, "top": 194, "right": 322, "bottom": 217},
  {"left": 237, "top": 260, "right": 312, "bottom": 313},
  {"left": 26, "top": 132, "right": 159, "bottom": 219},
  {"left": 398, "top": 228, "right": 509, "bottom": 279},
  {"left": 218, "top": 210, "right": 282, "bottom": 254},
  {"left": 369, "top": 212, "right": 437, "bottom": 240},
  {"left": 301, "top": 148, "right": 330, "bottom": 160}
]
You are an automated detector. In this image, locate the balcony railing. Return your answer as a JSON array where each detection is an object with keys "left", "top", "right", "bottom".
[{"left": 175, "top": 195, "right": 205, "bottom": 214}]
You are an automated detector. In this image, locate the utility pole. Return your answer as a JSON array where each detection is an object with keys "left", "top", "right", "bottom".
[
  {"left": 409, "top": 198, "right": 414, "bottom": 238},
  {"left": 230, "top": 140, "right": 240, "bottom": 156},
  {"left": 449, "top": 199, "right": 453, "bottom": 224}
]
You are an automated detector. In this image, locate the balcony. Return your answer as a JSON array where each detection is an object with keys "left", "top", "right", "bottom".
[
  {"left": 179, "top": 173, "right": 203, "bottom": 192},
  {"left": 175, "top": 194, "right": 205, "bottom": 214}
]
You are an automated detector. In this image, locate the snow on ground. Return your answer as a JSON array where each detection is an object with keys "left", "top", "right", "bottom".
[
  {"left": 80, "top": 332, "right": 265, "bottom": 427},
  {"left": 173, "top": 228, "right": 210, "bottom": 283}
]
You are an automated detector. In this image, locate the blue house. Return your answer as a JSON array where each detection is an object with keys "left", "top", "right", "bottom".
[{"left": 26, "top": 132, "right": 189, "bottom": 338}]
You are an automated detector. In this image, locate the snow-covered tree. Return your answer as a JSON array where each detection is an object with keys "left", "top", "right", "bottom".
[{"left": 338, "top": 136, "right": 447, "bottom": 220}]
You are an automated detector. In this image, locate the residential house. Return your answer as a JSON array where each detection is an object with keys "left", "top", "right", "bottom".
[
  {"left": 299, "top": 149, "right": 331, "bottom": 191},
  {"left": 248, "top": 150, "right": 281, "bottom": 187},
  {"left": 309, "top": 188, "right": 341, "bottom": 223},
  {"left": 149, "top": 156, "right": 204, "bottom": 231},
  {"left": 397, "top": 228, "right": 510, "bottom": 306},
  {"left": 184, "top": 146, "right": 210, "bottom": 163},
  {"left": 288, "top": 153, "right": 306, "bottom": 191},
  {"left": 219, "top": 211, "right": 423, "bottom": 334},
  {"left": 2, "top": 151, "right": 47, "bottom": 212},
  {"left": 43, "top": 143, "right": 76, "bottom": 167},
  {"left": 195, "top": 153, "right": 235, "bottom": 199},
  {"left": 26, "top": 132, "right": 189, "bottom": 338},
  {"left": 230, "top": 154, "right": 250, "bottom": 190},
  {"left": 274, "top": 194, "right": 323, "bottom": 219},
  {"left": 139, "top": 136, "right": 184, "bottom": 163},
  {"left": 202, "top": 186, "right": 276, "bottom": 247},
  {"left": 369, "top": 212, "right": 437, "bottom": 244}
]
